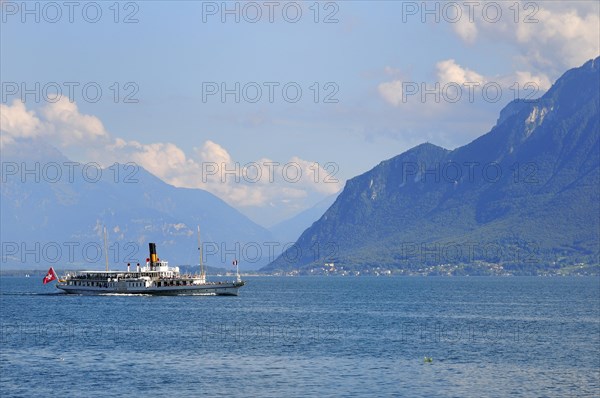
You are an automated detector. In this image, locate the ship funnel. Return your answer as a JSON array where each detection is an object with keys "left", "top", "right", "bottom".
[{"left": 149, "top": 243, "right": 157, "bottom": 267}]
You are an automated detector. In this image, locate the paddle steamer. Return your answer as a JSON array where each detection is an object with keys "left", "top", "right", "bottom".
[{"left": 56, "top": 242, "right": 244, "bottom": 296}]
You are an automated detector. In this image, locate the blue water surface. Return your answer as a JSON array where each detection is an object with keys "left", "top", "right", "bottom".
[{"left": 1, "top": 276, "right": 599, "bottom": 397}]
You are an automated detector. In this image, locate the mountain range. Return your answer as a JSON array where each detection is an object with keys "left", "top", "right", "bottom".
[
  {"left": 263, "top": 57, "right": 600, "bottom": 275},
  {"left": 0, "top": 141, "right": 277, "bottom": 269}
]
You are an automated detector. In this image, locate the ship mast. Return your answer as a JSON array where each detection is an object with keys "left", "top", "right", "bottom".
[
  {"left": 197, "top": 225, "right": 205, "bottom": 281},
  {"left": 103, "top": 226, "right": 109, "bottom": 272}
]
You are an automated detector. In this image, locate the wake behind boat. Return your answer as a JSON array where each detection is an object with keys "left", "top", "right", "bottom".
[{"left": 54, "top": 242, "right": 244, "bottom": 296}]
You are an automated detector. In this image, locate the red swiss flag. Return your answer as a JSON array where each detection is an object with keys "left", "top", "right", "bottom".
[{"left": 43, "top": 267, "right": 58, "bottom": 284}]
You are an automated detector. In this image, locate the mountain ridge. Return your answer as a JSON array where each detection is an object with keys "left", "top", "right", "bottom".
[{"left": 262, "top": 57, "right": 600, "bottom": 275}]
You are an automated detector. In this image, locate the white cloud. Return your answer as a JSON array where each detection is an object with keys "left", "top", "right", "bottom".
[
  {"left": 511, "top": 70, "right": 552, "bottom": 91},
  {"left": 450, "top": 1, "right": 600, "bottom": 74},
  {"left": 40, "top": 99, "right": 108, "bottom": 145},
  {"left": 378, "top": 59, "right": 551, "bottom": 108},
  {"left": 0, "top": 98, "right": 108, "bottom": 147},
  {"left": 196, "top": 140, "right": 232, "bottom": 165},
  {"left": 436, "top": 59, "right": 485, "bottom": 85},
  {"left": 106, "top": 137, "right": 342, "bottom": 211},
  {"left": 0, "top": 100, "right": 43, "bottom": 144},
  {"left": 129, "top": 142, "right": 192, "bottom": 182},
  {"left": 1, "top": 101, "right": 341, "bottom": 223},
  {"left": 377, "top": 80, "right": 406, "bottom": 107},
  {"left": 453, "top": 17, "right": 478, "bottom": 44}
]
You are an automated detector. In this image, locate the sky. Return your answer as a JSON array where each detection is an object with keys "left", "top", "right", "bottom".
[{"left": 1, "top": 0, "right": 599, "bottom": 227}]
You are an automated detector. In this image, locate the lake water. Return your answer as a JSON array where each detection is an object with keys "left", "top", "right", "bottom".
[{"left": 1, "top": 276, "right": 599, "bottom": 397}]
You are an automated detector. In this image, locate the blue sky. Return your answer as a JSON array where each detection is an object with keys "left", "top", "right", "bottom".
[{"left": 2, "top": 1, "right": 599, "bottom": 226}]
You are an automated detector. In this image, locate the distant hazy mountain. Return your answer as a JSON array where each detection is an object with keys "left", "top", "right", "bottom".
[
  {"left": 263, "top": 57, "right": 600, "bottom": 275},
  {"left": 269, "top": 192, "right": 339, "bottom": 244},
  {"left": 1, "top": 141, "right": 274, "bottom": 270}
]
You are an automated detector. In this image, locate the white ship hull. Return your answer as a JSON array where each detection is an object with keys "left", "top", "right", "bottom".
[{"left": 57, "top": 281, "right": 244, "bottom": 296}]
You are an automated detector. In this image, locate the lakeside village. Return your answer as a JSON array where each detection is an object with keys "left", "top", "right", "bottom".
[
  {"left": 266, "top": 261, "right": 599, "bottom": 277},
  {"left": 6, "top": 261, "right": 597, "bottom": 278}
]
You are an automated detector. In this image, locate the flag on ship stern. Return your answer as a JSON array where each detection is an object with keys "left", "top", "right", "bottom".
[{"left": 43, "top": 267, "right": 58, "bottom": 284}]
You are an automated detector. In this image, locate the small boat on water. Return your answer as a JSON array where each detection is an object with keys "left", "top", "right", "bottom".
[{"left": 56, "top": 240, "right": 244, "bottom": 296}]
